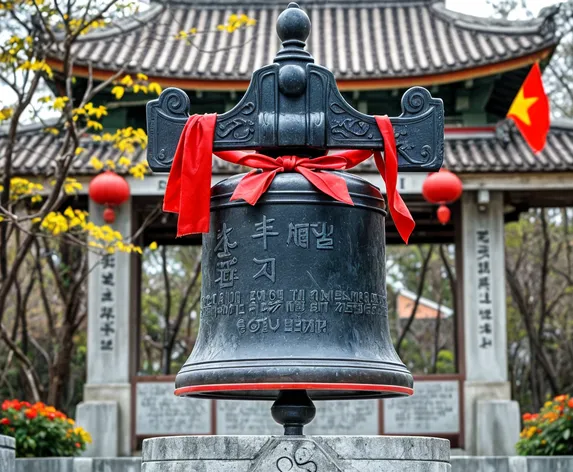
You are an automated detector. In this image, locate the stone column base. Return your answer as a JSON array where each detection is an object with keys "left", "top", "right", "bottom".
[
  {"left": 83, "top": 383, "right": 131, "bottom": 456},
  {"left": 0, "top": 435, "right": 15, "bottom": 472},
  {"left": 142, "top": 435, "right": 451, "bottom": 471},
  {"left": 76, "top": 401, "right": 119, "bottom": 457},
  {"left": 476, "top": 400, "right": 520, "bottom": 456},
  {"left": 463, "top": 381, "right": 512, "bottom": 455}
]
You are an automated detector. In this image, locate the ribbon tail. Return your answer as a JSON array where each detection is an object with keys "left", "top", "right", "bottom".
[
  {"left": 374, "top": 115, "right": 415, "bottom": 244},
  {"left": 163, "top": 116, "right": 198, "bottom": 215},
  {"left": 230, "top": 169, "right": 279, "bottom": 205},
  {"left": 163, "top": 114, "right": 217, "bottom": 237},
  {"left": 298, "top": 167, "right": 354, "bottom": 205}
]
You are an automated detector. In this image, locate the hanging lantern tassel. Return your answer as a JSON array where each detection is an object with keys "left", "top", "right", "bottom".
[
  {"left": 88, "top": 170, "right": 130, "bottom": 225},
  {"left": 421, "top": 169, "right": 463, "bottom": 226},
  {"left": 102, "top": 207, "right": 116, "bottom": 224},
  {"left": 436, "top": 204, "right": 451, "bottom": 225}
]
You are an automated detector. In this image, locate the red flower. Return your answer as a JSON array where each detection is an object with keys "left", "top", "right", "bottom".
[
  {"left": 0, "top": 418, "right": 10, "bottom": 425},
  {"left": 568, "top": 398, "right": 573, "bottom": 409},
  {"left": 24, "top": 408, "right": 38, "bottom": 419},
  {"left": 2, "top": 400, "right": 21, "bottom": 411},
  {"left": 522, "top": 413, "right": 532, "bottom": 421},
  {"left": 75, "top": 442, "right": 81, "bottom": 448},
  {"left": 531, "top": 414, "right": 539, "bottom": 420},
  {"left": 48, "top": 412, "right": 56, "bottom": 421}
]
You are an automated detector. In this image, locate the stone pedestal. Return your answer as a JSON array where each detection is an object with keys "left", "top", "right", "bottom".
[
  {"left": 142, "top": 435, "right": 450, "bottom": 471},
  {"left": 0, "top": 435, "right": 15, "bottom": 472},
  {"left": 476, "top": 399, "right": 520, "bottom": 456},
  {"left": 76, "top": 401, "right": 119, "bottom": 457}
]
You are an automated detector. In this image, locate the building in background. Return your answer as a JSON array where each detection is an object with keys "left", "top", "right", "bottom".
[{"left": 3, "top": 0, "right": 572, "bottom": 457}]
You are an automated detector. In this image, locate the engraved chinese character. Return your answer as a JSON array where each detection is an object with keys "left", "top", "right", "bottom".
[
  {"left": 478, "top": 276, "right": 490, "bottom": 290},
  {"left": 311, "top": 222, "right": 334, "bottom": 249},
  {"left": 253, "top": 257, "right": 276, "bottom": 282},
  {"left": 480, "top": 337, "right": 493, "bottom": 349},
  {"left": 101, "top": 254, "right": 115, "bottom": 269},
  {"left": 100, "top": 307, "right": 114, "bottom": 319},
  {"left": 101, "top": 288, "right": 113, "bottom": 302},
  {"left": 479, "top": 290, "right": 492, "bottom": 304},
  {"left": 100, "top": 321, "right": 115, "bottom": 336},
  {"left": 252, "top": 215, "right": 279, "bottom": 250},
  {"left": 215, "top": 257, "right": 238, "bottom": 288},
  {"left": 215, "top": 223, "right": 237, "bottom": 258},
  {"left": 479, "top": 309, "right": 492, "bottom": 320},
  {"left": 102, "top": 272, "right": 114, "bottom": 286},
  {"left": 287, "top": 223, "right": 310, "bottom": 248},
  {"left": 478, "top": 261, "right": 490, "bottom": 274},
  {"left": 477, "top": 230, "right": 490, "bottom": 244},
  {"left": 479, "top": 323, "right": 492, "bottom": 335},
  {"left": 100, "top": 339, "right": 113, "bottom": 351},
  {"left": 477, "top": 245, "right": 490, "bottom": 261}
]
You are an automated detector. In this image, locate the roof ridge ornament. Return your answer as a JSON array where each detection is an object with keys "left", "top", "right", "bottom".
[{"left": 147, "top": 3, "right": 444, "bottom": 171}]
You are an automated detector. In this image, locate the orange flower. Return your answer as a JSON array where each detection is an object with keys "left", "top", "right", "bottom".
[
  {"left": 531, "top": 414, "right": 539, "bottom": 420},
  {"left": 75, "top": 442, "right": 81, "bottom": 448},
  {"left": 522, "top": 413, "right": 532, "bottom": 421},
  {"left": 24, "top": 408, "right": 38, "bottom": 419},
  {"left": 0, "top": 418, "right": 10, "bottom": 425},
  {"left": 554, "top": 395, "right": 567, "bottom": 403},
  {"left": 569, "top": 398, "right": 573, "bottom": 409}
]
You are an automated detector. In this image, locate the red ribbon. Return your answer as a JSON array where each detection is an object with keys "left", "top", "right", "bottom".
[{"left": 163, "top": 114, "right": 415, "bottom": 243}]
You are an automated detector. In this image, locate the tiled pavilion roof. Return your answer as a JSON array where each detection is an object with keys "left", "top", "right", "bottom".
[
  {"left": 49, "top": 0, "right": 559, "bottom": 85},
  {"left": 3, "top": 121, "right": 573, "bottom": 177}
]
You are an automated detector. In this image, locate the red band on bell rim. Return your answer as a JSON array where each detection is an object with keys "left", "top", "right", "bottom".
[{"left": 175, "top": 382, "right": 414, "bottom": 396}]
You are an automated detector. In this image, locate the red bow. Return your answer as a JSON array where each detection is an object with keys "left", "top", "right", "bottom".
[{"left": 163, "top": 114, "right": 415, "bottom": 243}]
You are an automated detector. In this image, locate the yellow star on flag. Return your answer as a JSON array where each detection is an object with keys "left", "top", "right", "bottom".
[{"left": 507, "top": 87, "right": 538, "bottom": 126}]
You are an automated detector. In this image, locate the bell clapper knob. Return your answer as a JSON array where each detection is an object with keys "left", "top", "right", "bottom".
[{"left": 271, "top": 389, "right": 316, "bottom": 436}]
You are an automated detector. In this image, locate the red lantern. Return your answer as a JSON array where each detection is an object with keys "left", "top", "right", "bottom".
[
  {"left": 88, "top": 171, "right": 130, "bottom": 224},
  {"left": 421, "top": 168, "right": 463, "bottom": 225}
]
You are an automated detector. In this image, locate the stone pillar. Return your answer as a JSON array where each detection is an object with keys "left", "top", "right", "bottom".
[
  {"left": 80, "top": 198, "right": 134, "bottom": 456},
  {"left": 142, "top": 436, "right": 451, "bottom": 471},
  {"left": 0, "top": 435, "right": 15, "bottom": 472},
  {"left": 460, "top": 190, "right": 519, "bottom": 455}
]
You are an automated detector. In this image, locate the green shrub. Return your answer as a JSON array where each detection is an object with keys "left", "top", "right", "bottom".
[
  {"left": 0, "top": 399, "right": 91, "bottom": 457},
  {"left": 516, "top": 394, "right": 573, "bottom": 456}
]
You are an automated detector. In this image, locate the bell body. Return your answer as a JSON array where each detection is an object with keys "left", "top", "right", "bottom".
[{"left": 175, "top": 172, "right": 413, "bottom": 400}]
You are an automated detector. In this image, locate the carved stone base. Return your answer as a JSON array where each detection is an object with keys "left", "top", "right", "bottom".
[
  {"left": 142, "top": 435, "right": 450, "bottom": 471},
  {"left": 0, "top": 435, "right": 15, "bottom": 472}
]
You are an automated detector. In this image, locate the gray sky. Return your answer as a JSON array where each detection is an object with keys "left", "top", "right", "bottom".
[{"left": 446, "top": 0, "right": 561, "bottom": 18}]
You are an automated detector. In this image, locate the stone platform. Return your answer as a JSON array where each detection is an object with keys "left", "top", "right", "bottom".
[
  {"left": 142, "top": 435, "right": 450, "bottom": 471},
  {"left": 1, "top": 435, "right": 15, "bottom": 472}
]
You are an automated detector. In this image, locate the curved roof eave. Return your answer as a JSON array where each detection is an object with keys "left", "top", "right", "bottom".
[
  {"left": 46, "top": 0, "right": 558, "bottom": 85},
  {"left": 46, "top": 45, "right": 555, "bottom": 92}
]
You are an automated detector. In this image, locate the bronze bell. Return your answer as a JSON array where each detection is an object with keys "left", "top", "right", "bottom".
[
  {"left": 173, "top": 172, "right": 414, "bottom": 401},
  {"left": 146, "top": 2, "right": 444, "bottom": 432}
]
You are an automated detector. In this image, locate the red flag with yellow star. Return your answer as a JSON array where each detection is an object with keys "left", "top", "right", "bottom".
[{"left": 507, "top": 62, "right": 550, "bottom": 153}]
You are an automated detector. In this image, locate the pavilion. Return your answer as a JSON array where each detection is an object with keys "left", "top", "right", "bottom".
[{"left": 2, "top": 0, "right": 573, "bottom": 457}]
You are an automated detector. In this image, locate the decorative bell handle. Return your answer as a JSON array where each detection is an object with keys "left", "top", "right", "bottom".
[{"left": 146, "top": 3, "right": 444, "bottom": 173}]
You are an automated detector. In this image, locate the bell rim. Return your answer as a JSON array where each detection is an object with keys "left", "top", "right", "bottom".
[{"left": 174, "top": 382, "right": 414, "bottom": 397}]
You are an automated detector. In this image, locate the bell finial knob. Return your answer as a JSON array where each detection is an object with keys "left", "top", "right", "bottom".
[
  {"left": 276, "top": 2, "right": 311, "bottom": 44},
  {"left": 275, "top": 2, "right": 313, "bottom": 64}
]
